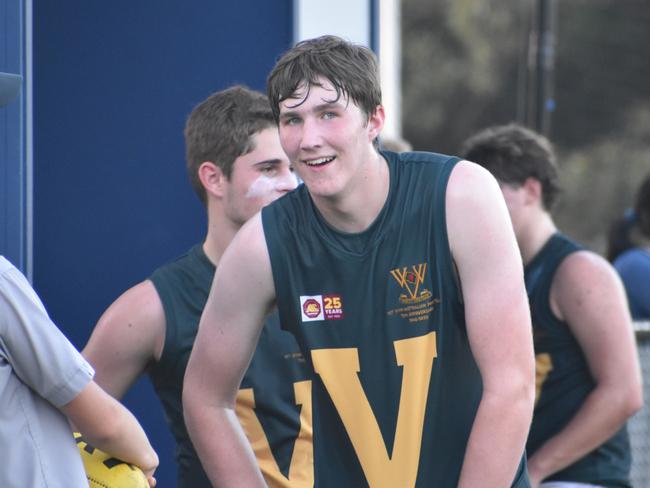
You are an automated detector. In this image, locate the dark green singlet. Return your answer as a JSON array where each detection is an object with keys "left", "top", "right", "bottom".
[
  {"left": 262, "top": 151, "right": 529, "bottom": 488},
  {"left": 525, "top": 232, "right": 632, "bottom": 487},
  {"left": 149, "top": 244, "right": 312, "bottom": 487}
]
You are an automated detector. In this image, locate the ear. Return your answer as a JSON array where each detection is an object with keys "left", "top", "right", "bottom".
[
  {"left": 367, "top": 105, "right": 385, "bottom": 142},
  {"left": 522, "top": 177, "right": 543, "bottom": 206},
  {"left": 198, "top": 161, "right": 226, "bottom": 199}
]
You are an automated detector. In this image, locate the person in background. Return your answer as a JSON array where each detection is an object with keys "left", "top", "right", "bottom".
[
  {"left": 83, "top": 86, "right": 312, "bottom": 487},
  {"left": 610, "top": 175, "right": 650, "bottom": 320},
  {"left": 184, "top": 35, "right": 535, "bottom": 488},
  {"left": 461, "top": 123, "right": 643, "bottom": 488},
  {"left": 0, "top": 255, "right": 158, "bottom": 488}
]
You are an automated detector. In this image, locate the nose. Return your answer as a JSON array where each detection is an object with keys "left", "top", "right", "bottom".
[
  {"left": 299, "top": 117, "right": 322, "bottom": 152},
  {"left": 277, "top": 168, "right": 299, "bottom": 192}
]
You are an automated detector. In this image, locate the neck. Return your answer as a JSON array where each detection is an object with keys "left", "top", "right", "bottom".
[
  {"left": 202, "top": 203, "right": 239, "bottom": 267},
  {"left": 314, "top": 150, "right": 389, "bottom": 233},
  {"left": 517, "top": 210, "right": 557, "bottom": 265}
]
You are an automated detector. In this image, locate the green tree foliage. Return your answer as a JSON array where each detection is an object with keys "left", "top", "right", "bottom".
[{"left": 401, "top": 0, "right": 650, "bottom": 252}]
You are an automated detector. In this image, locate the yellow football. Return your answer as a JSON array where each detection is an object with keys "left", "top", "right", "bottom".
[{"left": 74, "top": 433, "right": 149, "bottom": 488}]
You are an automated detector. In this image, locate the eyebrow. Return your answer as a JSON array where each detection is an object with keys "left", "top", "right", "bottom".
[
  {"left": 279, "top": 111, "right": 300, "bottom": 121},
  {"left": 314, "top": 101, "right": 343, "bottom": 112},
  {"left": 279, "top": 101, "right": 344, "bottom": 119},
  {"left": 253, "top": 158, "right": 283, "bottom": 168}
]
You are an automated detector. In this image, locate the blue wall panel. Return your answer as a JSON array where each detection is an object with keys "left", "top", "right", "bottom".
[
  {"left": 33, "top": 2, "right": 292, "bottom": 485},
  {"left": 1, "top": 0, "right": 26, "bottom": 270}
]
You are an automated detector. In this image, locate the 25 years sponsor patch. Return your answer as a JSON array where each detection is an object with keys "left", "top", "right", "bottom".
[{"left": 300, "top": 294, "right": 344, "bottom": 322}]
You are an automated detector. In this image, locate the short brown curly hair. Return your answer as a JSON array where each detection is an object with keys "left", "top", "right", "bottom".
[
  {"left": 267, "top": 35, "right": 382, "bottom": 124},
  {"left": 184, "top": 86, "right": 276, "bottom": 206},
  {"left": 460, "top": 123, "right": 561, "bottom": 210}
]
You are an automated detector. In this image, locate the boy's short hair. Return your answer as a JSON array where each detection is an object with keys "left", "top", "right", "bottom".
[
  {"left": 460, "top": 123, "right": 561, "bottom": 210},
  {"left": 267, "top": 35, "right": 382, "bottom": 123},
  {"left": 184, "top": 86, "right": 276, "bottom": 206}
]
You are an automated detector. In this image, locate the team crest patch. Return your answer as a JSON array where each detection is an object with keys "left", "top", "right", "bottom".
[
  {"left": 390, "top": 263, "right": 432, "bottom": 304},
  {"left": 300, "top": 294, "right": 344, "bottom": 322},
  {"left": 387, "top": 263, "right": 440, "bottom": 323}
]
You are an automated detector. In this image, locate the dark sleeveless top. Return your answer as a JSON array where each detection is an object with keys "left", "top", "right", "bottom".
[
  {"left": 262, "top": 151, "right": 529, "bottom": 487},
  {"left": 149, "top": 244, "right": 312, "bottom": 487},
  {"left": 525, "top": 233, "right": 631, "bottom": 487}
]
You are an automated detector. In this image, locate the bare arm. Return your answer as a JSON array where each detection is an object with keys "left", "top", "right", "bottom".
[
  {"left": 183, "top": 213, "right": 273, "bottom": 487},
  {"left": 0, "top": 260, "right": 159, "bottom": 483},
  {"left": 61, "top": 380, "right": 159, "bottom": 483},
  {"left": 82, "top": 280, "right": 165, "bottom": 399},
  {"left": 526, "top": 251, "right": 643, "bottom": 486},
  {"left": 447, "top": 161, "right": 536, "bottom": 488}
]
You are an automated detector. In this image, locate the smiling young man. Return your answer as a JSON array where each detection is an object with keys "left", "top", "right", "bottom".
[
  {"left": 82, "top": 86, "right": 313, "bottom": 487},
  {"left": 184, "top": 36, "right": 536, "bottom": 488}
]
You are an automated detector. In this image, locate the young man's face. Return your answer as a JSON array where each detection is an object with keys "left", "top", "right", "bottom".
[
  {"left": 277, "top": 78, "right": 382, "bottom": 200},
  {"left": 223, "top": 126, "right": 297, "bottom": 227}
]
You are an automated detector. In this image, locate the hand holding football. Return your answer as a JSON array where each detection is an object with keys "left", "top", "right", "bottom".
[{"left": 74, "top": 433, "right": 150, "bottom": 488}]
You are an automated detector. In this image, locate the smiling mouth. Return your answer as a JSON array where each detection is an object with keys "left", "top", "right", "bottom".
[{"left": 303, "top": 156, "right": 335, "bottom": 167}]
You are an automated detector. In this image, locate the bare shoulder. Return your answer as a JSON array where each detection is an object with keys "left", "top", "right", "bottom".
[
  {"left": 83, "top": 279, "right": 166, "bottom": 387},
  {"left": 92, "top": 279, "right": 165, "bottom": 343},
  {"left": 551, "top": 248, "right": 629, "bottom": 323},
  {"left": 447, "top": 159, "right": 499, "bottom": 201},
  {"left": 446, "top": 160, "right": 514, "bottom": 259},
  {"left": 219, "top": 213, "right": 272, "bottom": 279},
  {"left": 230, "top": 212, "right": 268, "bottom": 254},
  {"left": 553, "top": 249, "right": 621, "bottom": 294}
]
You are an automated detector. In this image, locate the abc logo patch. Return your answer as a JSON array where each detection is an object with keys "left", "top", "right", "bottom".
[
  {"left": 300, "top": 296, "right": 324, "bottom": 322},
  {"left": 303, "top": 298, "right": 322, "bottom": 318}
]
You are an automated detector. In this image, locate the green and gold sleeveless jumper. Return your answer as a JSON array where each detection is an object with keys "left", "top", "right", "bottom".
[
  {"left": 526, "top": 233, "right": 631, "bottom": 487},
  {"left": 262, "top": 151, "right": 529, "bottom": 488},
  {"left": 149, "top": 244, "right": 313, "bottom": 488}
]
